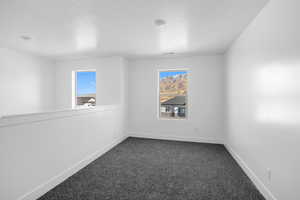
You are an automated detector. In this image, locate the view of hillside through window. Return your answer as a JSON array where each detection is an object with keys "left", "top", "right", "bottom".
[
  {"left": 75, "top": 71, "right": 96, "bottom": 107},
  {"left": 159, "top": 70, "right": 188, "bottom": 119}
]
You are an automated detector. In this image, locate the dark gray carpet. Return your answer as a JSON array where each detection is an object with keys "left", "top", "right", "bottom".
[{"left": 38, "top": 137, "right": 265, "bottom": 200}]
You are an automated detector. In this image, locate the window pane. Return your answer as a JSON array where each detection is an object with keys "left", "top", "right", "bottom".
[
  {"left": 159, "top": 70, "right": 187, "bottom": 119},
  {"left": 76, "top": 71, "right": 96, "bottom": 107}
]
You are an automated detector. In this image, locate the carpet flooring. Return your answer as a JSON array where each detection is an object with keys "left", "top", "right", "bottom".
[{"left": 38, "top": 137, "right": 265, "bottom": 200}]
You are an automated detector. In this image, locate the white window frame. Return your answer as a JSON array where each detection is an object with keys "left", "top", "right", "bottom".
[
  {"left": 157, "top": 68, "right": 189, "bottom": 120},
  {"left": 72, "top": 69, "right": 96, "bottom": 109}
]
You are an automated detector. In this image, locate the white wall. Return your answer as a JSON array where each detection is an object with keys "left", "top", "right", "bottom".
[
  {"left": 0, "top": 106, "right": 126, "bottom": 200},
  {"left": 226, "top": 0, "right": 300, "bottom": 199},
  {"left": 55, "top": 56, "right": 128, "bottom": 132},
  {"left": 0, "top": 55, "right": 129, "bottom": 200},
  {"left": 55, "top": 56, "right": 128, "bottom": 109},
  {"left": 127, "top": 55, "right": 225, "bottom": 143},
  {"left": 0, "top": 48, "right": 56, "bottom": 117}
]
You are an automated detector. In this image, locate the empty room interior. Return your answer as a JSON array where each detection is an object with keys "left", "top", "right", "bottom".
[{"left": 0, "top": 0, "right": 299, "bottom": 200}]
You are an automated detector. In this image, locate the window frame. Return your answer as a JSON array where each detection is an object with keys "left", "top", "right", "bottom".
[
  {"left": 157, "top": 68, "right": 189, "bottom": 120},
  {"left": 72, "top": 69, "right": 96, "bottom": 109}
]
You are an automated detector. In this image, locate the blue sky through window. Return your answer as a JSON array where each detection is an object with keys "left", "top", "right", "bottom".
[
  {"left": 76, "top": 71, "right": 96, "bottom": 95},
  {"left": 160, "top": 71, "right": 187, "bottom": 79}
]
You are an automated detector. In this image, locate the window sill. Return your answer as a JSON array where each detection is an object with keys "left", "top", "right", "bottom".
[{"left": 158, "top": 117, "right": 188, "bottom": 120}]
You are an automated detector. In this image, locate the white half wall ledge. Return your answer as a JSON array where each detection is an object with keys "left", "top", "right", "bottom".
[
  {"left": 225, "top": 144, "right": 278, "bottom": 200},
  {"left": 128, "top": 132, "right": 224, "bottom": 145},
  {"left": 0, "top": 104, "right": 127, "bottom": 200},
  {"left": 0, "top": 105, "right": 120, "bottom": 128}
]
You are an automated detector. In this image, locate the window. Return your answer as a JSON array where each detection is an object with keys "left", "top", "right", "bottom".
[
  {"left": 159, "top": 70, "right": 188, "bottom": 119},
  {"left": 74, "top": 70, "right": 96, "bottom": 108}
]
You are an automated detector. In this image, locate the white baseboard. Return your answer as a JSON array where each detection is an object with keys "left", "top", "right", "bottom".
[
  {"left": 18, "top": 135, "right": 128, "bottom": 200},
  {"left": 130, "top": 132, "right": 277, "bottom": 200},
  {"left": 16, "top": 133, "right": 277, "bottom": 200},
  {"left": 225, "top": 144, "right": 278, "bottom": 200},
  {"left": 128, "top": 132, "right": 223, "bottom": 144}
]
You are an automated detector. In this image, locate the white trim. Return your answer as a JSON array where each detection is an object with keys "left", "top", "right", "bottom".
[
  {"left": 128, "top": 132, "right": 223, "bottom": 144},
  {"left": 18, "top": 135, "right": 128, "bottom": 200},
  {"left": 225, "top": 144, "right": 278, "bottom": 200},
  {"left": 72, "top": 71, "right": 76, "bottom": 108},
  {"left": 129, "top": 132, "right": 277, "bottom": 200}
]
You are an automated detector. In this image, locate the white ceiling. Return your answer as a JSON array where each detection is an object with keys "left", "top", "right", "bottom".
[{"left": 0, "top": 0, "right": 268, "bottom": 60}]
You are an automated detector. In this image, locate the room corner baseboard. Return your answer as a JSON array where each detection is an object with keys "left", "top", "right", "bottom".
[
  {"left": 18, "top": 135, "right": 128, "bottom": 200},
  {"left": 128, "top": 132, "right": 223, "bottom": 145},
  {"left": 225, "top": 144, "right": 278, "bottom": 200}
]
